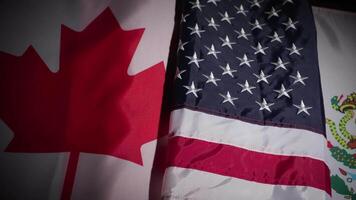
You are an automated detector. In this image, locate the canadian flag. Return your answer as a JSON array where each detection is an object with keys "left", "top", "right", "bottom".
[{"left": 0, "top": 1, "right": 175, "bottom": 200}]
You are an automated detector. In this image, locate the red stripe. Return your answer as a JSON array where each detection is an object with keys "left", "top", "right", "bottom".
[{"left": 167, "top": 136, "right": 331, "bottom": 195}]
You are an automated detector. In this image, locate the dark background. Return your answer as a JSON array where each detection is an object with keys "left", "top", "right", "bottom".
[{"left": 310, "top": 0, "right": 356, "bottom": 12}]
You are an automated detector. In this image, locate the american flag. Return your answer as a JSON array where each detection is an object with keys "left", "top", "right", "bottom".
[{"left": 162, "top": 0, "right": 330, "bottom": 199}]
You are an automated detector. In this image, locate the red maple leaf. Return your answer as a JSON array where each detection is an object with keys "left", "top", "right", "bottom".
[{"left": 0, "top": 8, "right": 165, "bottom": 165}]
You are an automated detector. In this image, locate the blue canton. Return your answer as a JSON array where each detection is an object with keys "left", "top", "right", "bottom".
[{"left": 174, "top": 0, "right": 326, "bottom": 135}]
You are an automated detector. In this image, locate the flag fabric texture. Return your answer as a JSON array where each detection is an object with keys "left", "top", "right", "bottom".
[
  {"left": 162, "top": 0, "right": 331, "bottom": 199},
  {"left": 1, "top": 1, "right": 355, "bottom": 200},
  {"left": 0, "top": 0, "right": 175, "bottom": 200},
  {"left": 313, "top": 7, "right": 356, "bottom": 200}
]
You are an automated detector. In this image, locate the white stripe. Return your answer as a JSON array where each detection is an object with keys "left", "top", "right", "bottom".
[
  {"left": 170, "top": 108, "right": 327, "bottom": 162},
  {"left": 162, "top": 167, "right": 330, "bottom": 200}
]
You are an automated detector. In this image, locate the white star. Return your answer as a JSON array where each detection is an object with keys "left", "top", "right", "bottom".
[
  {"left": 205, "top": 44, "right": 221, "bottom": 59},
  {"left": 253, "top": 70, "right": 271, "bottom": 84},
  {"left": 220, "top": 63, "right": 237, "bottom": 77},
  {"left": 177, "top": 40, "right": 188, "bottom": 52},
  {"left": 286, "top": 43, "right": 303, "bottom": 56},
  {"left": 290, "top": 71, "right": 308, "bottom": 85},
  {"left": 250, "top": 19, "right": 265, "bottom": 30},
  {"left": 238, "top": 80, "right": 256, "bottom": 94},
  {"left": 251, "top": 42, "right": 268, "bottom": 55},
  {"left": 203, "top": 72, "right": 221, "bottom": 86},
  {"left": 268, "top": 32, "right": 284, "bottom": 43},
  {"left": 206, "top": 17, "right": 220, "bottom": 31},
  {"left": 274, "top": 84, "right": 293, "bottom": 98},
  {"left": 256, "top": 98, "right": 274, "bottom": 112},
  {"left": 265, "top": 7, "right": 281, "bottom": 19},
  {"left": 235, "top": 28, "right": 251, "bottom": 40},
  {"left": 185, "top": 52, "right": 204, "bottom": 68},
  {"left": 220, "top": 91, "right": 238, "bottom": 106},
  {"left": 234, "top": 4, "right": 248, "bottom": 16},
  {"left": 188, "top": 23, "right": 205, "bottom": 38},
  {"left": 189, "top": 0, "right": 205, "bottom": 11},
  {"left": 176, "top": 68, "right": 186, "bottom": 80},
  {"left": 181, "top": 13, "right": 190, "bottom": 23},
  {"left": 293, "top": 100, "right": 312, "bottom": 115},
  {"left": 237, "top": 54, "right": 254, "bottom": 67},
  {"left": 219, "top": 11, "right": 234, "bottom": 24},
  {"left": 283, "top": 0, "right": 294, "bottom": 5},
  {"left": 282, "top": 18, "right": 298, "bottom": 31},
  {"left": 184, "top": 82, "right": 202, "bottom": 97},
  {"left": 207, "top": 0, "right": 221, "bottom": 6},
  {"left": 248, "top": 0, "right": 263, "bottom": 8},
  {"left": 220, "top": 35, "right": 236, "bottom": 50},
  {"left": 271, "top": 57, "right": 289, "bottom": 71}
]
